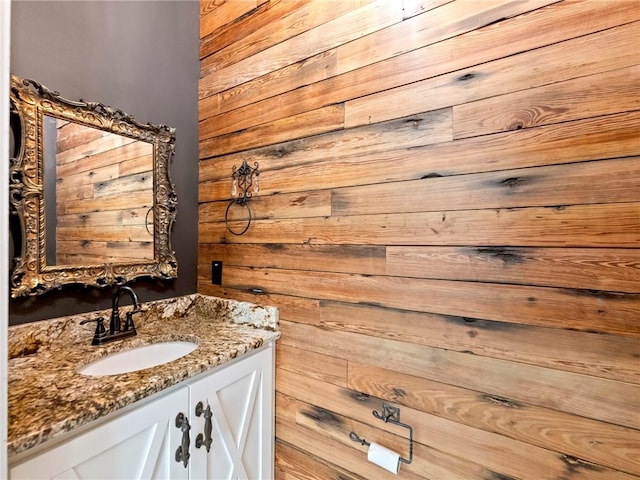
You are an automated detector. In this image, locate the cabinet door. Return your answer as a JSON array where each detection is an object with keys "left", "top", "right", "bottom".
[
  {"left": 189, "top": 346, "right": 274, "bottom": 480},
  {"left": 10, "top": 387, "right": 190, "bottom": 480}
]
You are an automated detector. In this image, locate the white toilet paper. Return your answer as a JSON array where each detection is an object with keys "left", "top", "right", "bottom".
[{"left": 367, "top": 442, "right": 401, "bottom": 474}]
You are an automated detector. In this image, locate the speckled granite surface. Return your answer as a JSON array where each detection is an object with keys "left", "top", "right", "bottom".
[{"left": 7, "top": 294, "right": 279, "bottom": 457}]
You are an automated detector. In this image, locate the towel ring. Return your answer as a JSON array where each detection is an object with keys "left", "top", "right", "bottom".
[{"left": 225, "top": 199, "right": 252, "bottom": 236}]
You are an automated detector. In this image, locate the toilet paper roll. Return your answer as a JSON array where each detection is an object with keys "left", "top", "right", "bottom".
[{"left": 367, "top": 442, "right": 401, "bottom": 474}]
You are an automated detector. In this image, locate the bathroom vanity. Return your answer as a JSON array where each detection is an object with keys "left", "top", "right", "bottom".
[{"left": 7, "top": 294, "right": 279, "bottom": 479}]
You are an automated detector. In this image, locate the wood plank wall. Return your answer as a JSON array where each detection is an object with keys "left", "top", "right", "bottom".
[
  {"left": 198, "top": 1, "right": 640, "bottom": 478},
  {"left": 54, "top": 120, "right": 155, "bottom": 264}
]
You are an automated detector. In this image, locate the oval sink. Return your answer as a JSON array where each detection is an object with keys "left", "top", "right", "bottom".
[{"left": 78, "top": 341, "right": 198, "bottom": 376}]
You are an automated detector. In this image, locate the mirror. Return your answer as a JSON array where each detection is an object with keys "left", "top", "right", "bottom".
[{"left": 9, "top": 74, "right": 178, "bottom": 297}]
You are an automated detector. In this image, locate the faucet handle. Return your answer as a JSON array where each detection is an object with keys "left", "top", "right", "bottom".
[
  {"left": 80, "top": 317, "right": 106, "bottom": 345},
  {"left": 123, "top": 310, "right": 140, "bottom": 332}
]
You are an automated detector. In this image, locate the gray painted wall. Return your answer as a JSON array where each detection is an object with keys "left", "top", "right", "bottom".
[{"left": 9, "top": 1, "right": 200, "bottom": 324}]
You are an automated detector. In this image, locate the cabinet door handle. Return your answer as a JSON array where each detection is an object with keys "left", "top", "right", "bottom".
[
  {"left": 175, "top": 412, "right": 191, "bottom": 468},
  {"left": 195, "top": 401, "right": 213, "bottom": 453}
]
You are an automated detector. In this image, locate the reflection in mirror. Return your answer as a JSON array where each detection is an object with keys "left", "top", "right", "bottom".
[
  {"left": 43, "top": 117, "right": 155, "bottom": 265},
  {"left": 9, "top": 74, "right": 178, "bottom": 297}
]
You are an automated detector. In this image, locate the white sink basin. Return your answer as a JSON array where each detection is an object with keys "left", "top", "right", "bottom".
[{"left": 78, "top": 341, "right": 198, "bottom": 376}]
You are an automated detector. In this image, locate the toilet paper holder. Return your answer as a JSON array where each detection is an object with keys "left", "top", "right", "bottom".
[{"left": 349, "top": 404, "right": 414, "bottom": 465}]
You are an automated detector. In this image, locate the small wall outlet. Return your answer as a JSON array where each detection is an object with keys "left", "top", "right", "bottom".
[{"left": 211, "top": 261, "right": 222, "bottom": 285}]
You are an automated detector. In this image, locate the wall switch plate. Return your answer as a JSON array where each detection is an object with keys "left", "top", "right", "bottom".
[{"left": 211, "top": 261, "right": 222, "bottom": 285}]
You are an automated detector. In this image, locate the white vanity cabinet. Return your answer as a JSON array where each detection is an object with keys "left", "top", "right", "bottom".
[{"left": 9, "top": 344, "right": 275, "bottom": 480}]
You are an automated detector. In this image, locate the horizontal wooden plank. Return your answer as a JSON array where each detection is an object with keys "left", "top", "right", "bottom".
[
  {"left": 199, "top": 241, "right": 640, "bottom": 294},
  {"left": 55, "top": 121, "right": 105, "bottom": 153},
  {"left": 401, "top": 0, "right": 452, "bottom": 19},
  {"left": 347, "top": 362, "right": 640, "bottom": 476},
  {"left": 56, "top": 163, "right": 119, "bottom": 190},
  {"left": 200, "top": 0, "right": 311, "bottom": 60},
  {"left": 386, "top": 246, "right": 640, "bottom": 294},
  {"left": 284, "top": 396, "right": 499, "bottom": 480},
  {"left": 199, "top": 108, "right": 452, "bottom": 180},
  {"left": 277, "top": 343, "right": 348, "bottom": 387},
  {"left": 336, "top": 0, "right": 557, "bottom": 75},
  {"left": 56, "top": 207, "right": 149, "bottom": 228},
  {"left": 200, "top": 3, "right": 640, "bottom": 136},
  {"left": 453, "top": 65, "right": 640, "bottom": 139},
  {"left": 199, "top": 104, "right": 345, "bottom": 157},
  {"left": 118, "top": 154, "right": 153, "bottom": 178},
  {"left": 56, "top": 141, "right": 152, "bottom": 178},
  {"left": 56, "top": 238, "right": 154, "bottom": 255},
  {"left": 277, "top": 393, "right": 493, "bottom": 480},
  {"left": 345, "top": 21, "right": 640, "bottom": 127},
  {"left": 275, "top": 439, "right": 367, "bottom": 480},
  {"left": 59, "top": 191, "right": 152, "bottom": 215},
  {"left": 94, "top": 172, "right": 153, "bottom": 198},
  {"left": 55, "top": 240, "right": 152, "bottom": 260},
  {"left": 279, "top": 321, "right": 640, "bottom": 429},
  {"left": 198, "top": 190, "right": 331, "bottom": 219},
  {"left": 319, "top": 300, "right": 640, "bottom": 384},
  {"left": 55, "top": 225, "right": 153, "bottom": 243},
  {"left": 200, "top": 0, "right": 371, "bottom": 85},
  {"left": 200, "top": 111, "right": 640, "bottom": 198},
  {"left": 331, "top": 157, "right": 640, "bottom": 215},
  {"left": 198, "top": 243, "right": 386, "bottom": 275},
  {"left": 203, "top": 48, "right": 337, "bottom": 120},
  {"left": 277, "top": 370, "right": 640, "bottom": 480},
  {"left": 204, "top": 0, "right": 551, "bottom": 119},
  {"left": 200, "top": 0, "right": 260, "bottom": 40},
  {"left": 200, "top": 203, "right": 640, "bottom": 249},
  {"left": 276, "top": 415, "right": 429, "bottom": 480},
  {"left": 55, "top": 131, "right": 138, "bottom": 165},
  {"left": 200, "top": 0, "right": 401, "bottom": 96},
  {"left": 214, "top": 266, "right": 640, "bottom": 337}
]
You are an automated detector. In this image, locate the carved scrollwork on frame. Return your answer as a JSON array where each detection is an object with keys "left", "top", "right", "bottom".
[{"left": 9, "top": 74, "right": 178, "bottom": 297}]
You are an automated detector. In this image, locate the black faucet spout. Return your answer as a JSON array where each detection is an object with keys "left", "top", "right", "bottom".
[
  {"left": 111, "top": 286, "right": 141, "bottom": 334},
  {"left": 81, "top": 286, "right": 141, "bottom": 345}
]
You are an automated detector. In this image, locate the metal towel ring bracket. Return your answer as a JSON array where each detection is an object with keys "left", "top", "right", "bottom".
[
  {"left": 224, "top": 159, "right": 259, "bottom": 236},
  {"left": 225, "top": 200, "right": 252, "bottom": 236}
]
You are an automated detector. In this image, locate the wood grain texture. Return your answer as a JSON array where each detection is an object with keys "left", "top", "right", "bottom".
[
  {"left": 200, "top": 203, "right": 640, "bottom": 248},
  {"left": 279, "top": 321, "right": 640, "bottom": 429},
  {"left": 336, "top": 0, "right": 559, "bottom": 75},
  {"left": 347, "top": 363, "right": 640, "bottom": 476},
  {"left": 345, "top": 21, "right": 640, "bottom": 127},
  {"left": 453, "top": 65, "right": 640, "bottom": 139},
  {"left": 198, "top": 1, "right": 640, "bottom": 478},
  {"left": 204, "top": 265, "right": 640, "bottom": 337},
  {"left": 275, "top": 439, "right": 367, "bottom": 480},
  {"left": 200, "top": 0, "right": 261, "bottom": 39},
  {"left": 277, "top": 371, "right": 640, "bottom": 479},
  {"left": 200, "top": 0, "right": 400, "bottom": 96},
  {"left": 200, "top": 112, "right": 640, "bottom": 198},
  {"left": 386, "top": 245, "right": 640, "bottom": 293},
  {"left": 199, "top": 104, "right": 345, "bottom": 156},
  {"left": 198, "top": 243, "right": 386, "bottom": 275},
  {"left": 319, "top": 301, "right": 640, "bottom": 384},
  {"left": 331, "top": 156, "right": 640, "bottom": 215},
  {"left": 198, "top": 190, "right": 332, "bottom": 219},
  {"left": 199, "top": 107, "right": 452, "bottom": 179},
  {"left": 200, "top": 0, "right": 303, "bottom": 60}
]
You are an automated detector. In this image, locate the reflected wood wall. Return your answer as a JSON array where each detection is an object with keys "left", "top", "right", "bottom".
[
  {"left": 198, "top": 1, "right": 640, "bottom": 478},
  {"left": 54, "top": 120, "right": 154, "bottom": 264}
]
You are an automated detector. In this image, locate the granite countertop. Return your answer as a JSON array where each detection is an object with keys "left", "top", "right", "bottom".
[{"left": 7, "top": 294, "right": 279, "bottom": 457}]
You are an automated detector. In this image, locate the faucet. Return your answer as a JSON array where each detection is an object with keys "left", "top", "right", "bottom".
[
  {"left": 81, "top": 285, "right": 141, "bottom": 345},
  {"left": 110, "top": 285, "right": 140, "bottom": 334}
]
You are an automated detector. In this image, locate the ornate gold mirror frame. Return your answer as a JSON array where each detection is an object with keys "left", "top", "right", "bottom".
[{"left": 9, "top": 74, "right": 178, "bottom": 297}]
